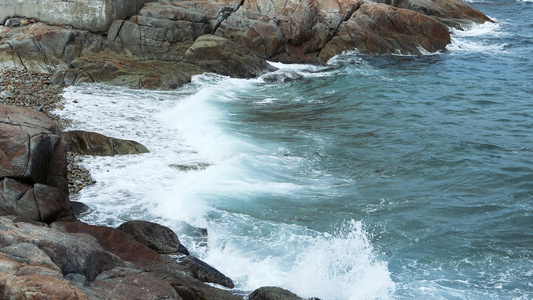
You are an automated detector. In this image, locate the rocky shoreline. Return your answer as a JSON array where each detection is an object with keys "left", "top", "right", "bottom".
[
  {"left": 0, "top": 67, "right": 95, "bottom": 195},
  {"left": 1, "top": 0, "right": 494, "bottom": 298},
  {"left": 1, "top": 68, "right": 311, "bottom": 299}
]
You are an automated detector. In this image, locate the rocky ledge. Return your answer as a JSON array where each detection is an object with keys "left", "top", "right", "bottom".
[{"left": 0, "top": 0, "right": 492, "bottom": 90}]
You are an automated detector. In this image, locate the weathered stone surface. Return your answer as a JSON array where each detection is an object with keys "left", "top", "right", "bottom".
[
  {"left": 319, "top": 2, "right": 451, "bottom": 58},
  {"left": 0, "top": 104, "right": 68, "bottom": 194},
  {"left": 0, "top": 217, "right": 123, "bottom": 282},
  {"left": 62, "top": 130, "right": 149, "bottom": 156},
  {"left": 51, "top": 221, "right": 162, "bottom": 268},
  {"left": 0, "top": 23, "right": 106, "bottom": 73},
  {"left": 1, "top": 0, "right": 492, "bottom": 89},
  {"left": 0, "top": 0, "right": 154, "bottom": 32},
  {"left": 371, "top": 0, "right": 493, "bottom": 28},
  {"left": 118, "top": 220, "right": 190, "bottom": 255},
  {"left": 184, "top": 34, "right": 276, "bottom": 78},
  {"left": 249, "top": 286, "right": 305, "bottom": 300}
]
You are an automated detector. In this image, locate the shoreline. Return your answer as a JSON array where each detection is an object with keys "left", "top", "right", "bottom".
[{"left": 0, "top": 67, "right": 95, "bottom": 195}]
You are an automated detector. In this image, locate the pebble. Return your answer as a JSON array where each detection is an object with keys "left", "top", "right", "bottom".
[{"left": 0, "top": 67, "right": 95, "bottom": 195}]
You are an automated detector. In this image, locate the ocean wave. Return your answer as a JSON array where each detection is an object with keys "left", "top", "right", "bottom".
[{"left": 447, "top": 20, "right": 508, "bottom": 54}]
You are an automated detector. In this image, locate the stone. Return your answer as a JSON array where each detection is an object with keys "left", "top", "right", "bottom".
[
  {"left": 50, "top": 221, "right": 163, "bottom": 268},
  {"left": 62, "top": 130, "right": 149, "bottom": 156},
  {"left": 249, "top": 286, "right": 304, "bottom": 300},
  {"left": 118, "top": 220, "right": 190, "bottom": 255},
  {"left": 177, "top": 255, "right": 234, "bottom": 289},
  {"left": 0, "top": 104, "right": 68, "bottom": 194}
]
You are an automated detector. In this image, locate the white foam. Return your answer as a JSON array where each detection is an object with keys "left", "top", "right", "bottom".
[{"left": 447, "top": 20, "right": 507, "bottom": 54}]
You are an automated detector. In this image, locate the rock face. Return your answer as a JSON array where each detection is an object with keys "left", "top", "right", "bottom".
[
  {"left": 62, "top": 130, "right": 150, "bottom": 156},
  {"left": 0, "top": 0, "right": 492, "bottom": 89},
  {"left": 0, "top": 104, "right": 72, "bottom": 223},
  {"left": 249, "top": 286, "right": 305, "bottom": 300}
]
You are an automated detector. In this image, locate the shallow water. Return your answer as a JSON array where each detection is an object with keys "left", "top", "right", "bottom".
[{"left": 56, "top": 1, "right": 533, "bottom": 298}]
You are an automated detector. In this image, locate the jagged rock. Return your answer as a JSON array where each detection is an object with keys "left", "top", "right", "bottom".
[
  {"left": 118, "top": 220, "right": 190, "bottom": 255},
  {"left": 0, "top": 104, "right": 68, "bottom": 194},
  {"left": 1, "top": 0, "right": 492, "bottom": 89},
  {"left": 177, "top": 255, "right": 235, "bottom": 289},
  {"left": 249, "top": 286, "right": 305, "bottom": 300},
  {"left": 62, "top": 130, "right": 149, "bottom": 156}
]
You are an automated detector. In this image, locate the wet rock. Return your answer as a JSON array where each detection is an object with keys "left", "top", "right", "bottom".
[
  {"left": 62, "top": 130, "right": 149, "bottom": 156},
  {"left": 249, "top": 286, "right": 305, "bottom": 300},
  {"left": 261, "top": 71, "right": 304, "bottom": 83},
  {"left": 178, "top": 255, "right": 234, "bottom": 289},
  {"left": 118, "top": 220, "right": 190, "bottom": 255}
]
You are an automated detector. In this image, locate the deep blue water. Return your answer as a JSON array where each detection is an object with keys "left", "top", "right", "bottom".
[{"left": 58, "top": 0, "right": 532, "bottom": 298}]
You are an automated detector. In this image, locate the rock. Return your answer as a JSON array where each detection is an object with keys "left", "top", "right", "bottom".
[
  {"left": 371, "top": 0, "right": 493, "bottom": 29},
  {"left": 71, "top": 201, "right": 92, "bottom": 217},
  {"left": 261, "top": 70, "right": 304, "bottom": 83},
  {"left": 51, "top": 221, "right": 162, "bottom": 268},
  {"left": 0, "top": 178, "right": 73, "bottom": 223},
  {"left": 319, "top": 3, "right": 451, "bottom": 58},
  {"left": 62, "top": 130, "right": 149, "bottom": 156},
  {"left": 0, "top": 90, "right": 15, "bottom": 98},
  {"left": 2, "top": 0, "right": 493, "bottom": 89},
  {"left": 164, "top": 271, "right": 241, "bottom": 300},
  {"left": 177, "top": 255, "right": 234, "bottom": 289},
  {"left": 118, "top": 220, "right": 190, "bottom": 255},
  {"left": 0, "top": 104, "right": 68, "bottom": 194},
  {"left": 87, "top": 267, "right": 180, "bottom": 300},
  {"left": 249, "top": 286, "right": 304, "bottom": 300},
  {"left": 0, "top": 217, "right": 123, "bottom": 282},
  {"left": 184, "top": 34, "right": 276, "bottom": 78}
]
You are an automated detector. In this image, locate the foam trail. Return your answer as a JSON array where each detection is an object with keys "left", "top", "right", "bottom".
[{"left": 447, "top": 20, "right": 507, "bottom": 54}]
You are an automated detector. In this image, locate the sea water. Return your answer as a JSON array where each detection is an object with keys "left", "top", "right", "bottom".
[{"left": 54, "top": 0, "right": 533, "bottom": 298}]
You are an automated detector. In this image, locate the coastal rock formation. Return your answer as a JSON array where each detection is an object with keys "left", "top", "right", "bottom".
[
  {"left": 249, "top": 286, "right": 306, "bottom": 300},
  {"left": 62, "top": 130, "right": 150, "bottom": 156},
  {"left": 0, "top": 0, "right": 492, "bottom": 89}
]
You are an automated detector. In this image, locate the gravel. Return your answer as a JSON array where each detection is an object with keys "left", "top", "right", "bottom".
[{"left": 0, "top": 67, "right": 95, "bottom": 195}]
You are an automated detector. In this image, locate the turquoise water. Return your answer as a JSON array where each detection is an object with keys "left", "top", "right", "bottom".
[{"left": 57, "top": 0, "right": 532, "bottom": 298}]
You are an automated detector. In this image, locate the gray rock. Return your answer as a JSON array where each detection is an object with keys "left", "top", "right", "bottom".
[
  {"left": 117, "top": 220, "right": 190, "bottom": 255},
  {"left": 249, "top": 286, "right": 305, "bottom": 300}
]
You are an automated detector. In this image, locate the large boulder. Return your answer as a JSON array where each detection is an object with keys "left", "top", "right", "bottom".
[
  {"left": 0, "top": 104, "right": 68, "bottom": 194},
  {"left": 62, "top": 130, "right": 149, "bottom": 156}
]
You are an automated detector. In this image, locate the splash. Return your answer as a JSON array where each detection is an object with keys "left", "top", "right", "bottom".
[{"left": 288, "top": 220, "right": 395, "bottom": 300}]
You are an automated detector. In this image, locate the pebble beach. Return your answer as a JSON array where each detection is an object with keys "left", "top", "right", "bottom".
[{"left": 0, "top": 67, "right": 95, "bottom": 195}]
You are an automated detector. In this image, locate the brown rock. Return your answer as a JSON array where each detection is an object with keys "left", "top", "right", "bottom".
[
  {"left": 62, "top": 130, "right": 149, "bottom": 156},
  {"left": 0, "top": 104, "right": 68, "bottom": 194},
  {"left": 51, "top": 221, "right": 162, "bottom": 268}
]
